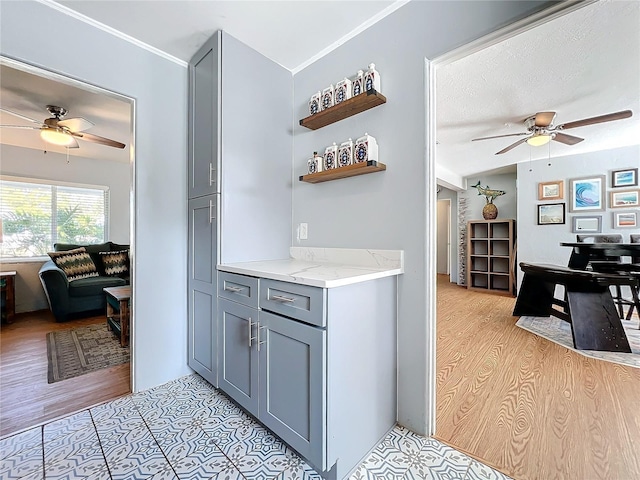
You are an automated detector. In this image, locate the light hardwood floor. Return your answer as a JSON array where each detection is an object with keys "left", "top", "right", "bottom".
[
  {"left": 435, "top": 274, "right": 640, "bottom": 480},
  {"left": 0, "top": 311, "right": 130, "bottom": 437}
]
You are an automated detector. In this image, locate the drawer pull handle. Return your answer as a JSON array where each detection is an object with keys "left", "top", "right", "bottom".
[
  {"left": 248, "top": 317, "right": 257, "bottom": 347},
  {"left": 257, "top": 324, "right": 267, "bottom": 351},
  {"left": 209, "top": 200, "right": 216, "bottom": 223},
  {"left": 224, "top": 285, "right": 243, "bottom": 293},
  {"left": 209, "top": 163, "right": 216, "bottom": 186},
  {"left": 271, "top": 294, "right": 295, "bottom": 303}
]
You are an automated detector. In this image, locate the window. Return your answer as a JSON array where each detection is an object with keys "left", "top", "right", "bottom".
[{"left": 0, "top": 177, "right": 109, "bottom": 258}]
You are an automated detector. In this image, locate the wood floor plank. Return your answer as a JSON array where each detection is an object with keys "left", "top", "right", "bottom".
[
  {"left": 435, "top": 274, "right": 640, "bottom": 480},
  {"left": 0, "top": 310, "right": 130, "bottom": 437}
]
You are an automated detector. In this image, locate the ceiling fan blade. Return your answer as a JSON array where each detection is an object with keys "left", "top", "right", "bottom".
[
  {"left": 71, "top": 131, "right": 126, "bottom": 149},
  {"left": 552, "top": 132, "right": 584, "bottom": 145},
  {"left": 0, "top": 107, "right": 44, "bottom": 126},
  {"left": 495, "top": 137, "right": 529, "bottom": 155},
  {"left": 534, "top": 111, "right": 556, "bottom": 127},
  {"left": 0, "top": 124, "right": 41, "bottom": 130},
  {"left": 558, "top": 110, "right": 632, "bottom": 130},
  {"left": 58, "top": 117, "right": 94, "bottom": 132},
  {"left": 472, "top": 132, "right": 529, "bottom": 141}
]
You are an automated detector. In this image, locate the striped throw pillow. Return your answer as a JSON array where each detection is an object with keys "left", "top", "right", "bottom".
[
  {"left": 48, "top": 247, "right": 99, "bottom": 282},
  {"left": 99, "top": 250, "right": 130, "bottom": 277}
]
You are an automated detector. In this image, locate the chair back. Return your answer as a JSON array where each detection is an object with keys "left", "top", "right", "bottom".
[
  {"left": 576, "top": 234, "right": 623, "bottom": 243},
  {"left": 631, "top": 234, "right": 640, "bottom": 264}
]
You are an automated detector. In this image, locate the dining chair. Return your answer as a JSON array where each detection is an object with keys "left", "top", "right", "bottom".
[{"left": 588, "top": 234, "right": 640, "bottom": 321}]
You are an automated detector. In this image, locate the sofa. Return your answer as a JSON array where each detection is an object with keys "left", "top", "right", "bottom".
[{"left": 39, "top": 242, "right": 130, "bottom": 322}]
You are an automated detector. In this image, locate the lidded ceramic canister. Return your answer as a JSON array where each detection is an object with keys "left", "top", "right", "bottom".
[
  {"left": 335, "top": 77, "right": 352, "bottom": 105},
  {"left": 323, "top": 143, "right": 338, "bottom": 170},
  {"left": 354, "top": 133, "right": 378, "bottom": 163},
  {"left": 364, "top": 63, "right": 381, "bottom": 92},
  {"left": 338, "top": 138, "right": 353, "bottom": 167},
  {"left": 352, "top": 70, "right": 364, "bottom": 97}
]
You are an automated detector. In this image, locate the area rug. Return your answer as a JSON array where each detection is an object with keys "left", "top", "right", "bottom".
[
  {"left": 46, "top": 323, "right": 130, "bottom": 383},
  {"left": 516, "top": 316, "right": 640, "bottom": 369}
]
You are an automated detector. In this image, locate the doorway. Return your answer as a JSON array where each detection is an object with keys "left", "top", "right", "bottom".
[
  {"left": 436, "top": 198, "right": 450, "bottom": 276},
  {"left": 0, "top": 56, "right": 135, "bottom": 435}
]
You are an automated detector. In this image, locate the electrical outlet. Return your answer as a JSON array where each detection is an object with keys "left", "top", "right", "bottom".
[{"left": 299, "top": 223, "right": 308, "bottom": 240}]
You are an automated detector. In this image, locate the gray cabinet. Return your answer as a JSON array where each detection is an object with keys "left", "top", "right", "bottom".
[
  {"left": 217, "top": 271, "right": 397, "bottom": 479},
  {"left": 187, "top": 195, "right": 218, "bottom": 386},
  {"left": 218, "top": 298, "right": 259, "bottom": 413},
  {"left": 259, "top": 310, "right": 326, "bottom": 470},
  {"left": 188, "top": 31, "right": 220, "bottom": 199}
]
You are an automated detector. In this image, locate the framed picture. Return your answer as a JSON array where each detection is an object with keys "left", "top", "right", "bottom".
[
  {"left": 537, "top": 180, "right": 564, "bottom": 200},
  {"left": 568, "top": 175, "right": 606, "bottom": 212},
  {"left": 571, "top": 215, "right": 602, "bottom": 233},
  {"left": 537, "top": 203, "right": 565, "bottom": 225},
  {"left": 613, "top": 211, "right": 638, "bottom": 229},
  {"left": 610, "top": 189, "right": 640, "bottom": 208},
  {"left": 611, "top": 167, "right": 638, "bottom": 188}
]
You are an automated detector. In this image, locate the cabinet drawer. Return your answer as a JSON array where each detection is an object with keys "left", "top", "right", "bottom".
[
  {"left": 219, "top": 272, "right": 259, "bottom": 308},
  {"left": 259, "top": 279, "right": 326, "bottom": 327}
]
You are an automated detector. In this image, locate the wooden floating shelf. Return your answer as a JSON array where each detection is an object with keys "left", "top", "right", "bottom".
[
  {"left": 299, "top": 90, "right": 387, "bottom": 130},
  {"left": 299, "top": 161, "right": 386, "bottom": 184}
]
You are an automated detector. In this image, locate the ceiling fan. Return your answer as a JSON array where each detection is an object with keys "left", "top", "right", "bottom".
[
  {"left": 0, "top": 105, "right": 126, "bottom": 149},
  {"left": 472, "top": 109, "right": 633, "bottom": 155}
]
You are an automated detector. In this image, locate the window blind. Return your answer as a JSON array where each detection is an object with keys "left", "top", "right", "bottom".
[{"left": 0, "top": 178, "right": 109, "bottom": 258}]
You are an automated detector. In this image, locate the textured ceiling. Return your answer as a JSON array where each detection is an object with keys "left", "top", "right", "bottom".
[{"left": 436, "top": 0, "right": 640, "bottom": 179}]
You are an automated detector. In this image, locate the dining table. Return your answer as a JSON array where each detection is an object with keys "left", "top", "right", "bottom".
[{"left": 560, "top": 242, "right": 640, "bottom": 270}]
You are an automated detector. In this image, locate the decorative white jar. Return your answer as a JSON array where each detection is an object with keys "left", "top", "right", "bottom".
[
  {"left": 354, "top": 133, "right": 378, "bottom": 163},
  {"left": 352, "top": 70, "right": 364, "bottom": 97},
  {"left": 338, "top": 138, "right": 353, "bottom": 168},
  {"left": 321, "top": 85, "right": 334, "bottom": 110},
  {"left": 307, "top": 151, "right": 323, "bottom": 174},
  {"left": 309, "top": 91, "right": 321, "bottom": 116},
  {"left": 335, "top": 77, "right": 352, "bottom": 105},
  {"left": 364, "top": 63, "right": 381, "bottom": 93},
  {"left": 323, "top": 143, "right": 338, "bottom": 170}
]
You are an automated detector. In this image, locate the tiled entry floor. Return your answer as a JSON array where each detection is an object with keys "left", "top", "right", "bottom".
[{"left": 1, "top": 374, "right": 511, "bottom": 480}]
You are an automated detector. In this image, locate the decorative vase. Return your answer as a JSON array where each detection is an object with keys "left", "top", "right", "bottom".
[{"left": 482, "top": 202, "right": 498, "bottom": 220}]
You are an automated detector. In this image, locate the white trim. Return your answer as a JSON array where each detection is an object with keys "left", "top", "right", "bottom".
[
  {"left": 291, "top": 0, "right": 410, "bottom": 74},
  {"left": 424, "top": 58, "right": 437, "bottom": 435},
  {"left": 36, "top": 0, "right": 188, "bottom": 68},
  {"left": 1, "top": 174, "right": 109, "bottom": 192}
]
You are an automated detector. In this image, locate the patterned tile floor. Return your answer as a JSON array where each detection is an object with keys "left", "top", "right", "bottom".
[{"left": 0, "top": 374, "right": 511, "bottom": 480}]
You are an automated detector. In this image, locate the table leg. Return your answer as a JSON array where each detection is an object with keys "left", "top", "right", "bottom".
[
  {"left": 106, "top": 298, "right": 114, "bottom": 329},
  {"left": 119, "top": 299, "right": 129, "bottom": 347}
]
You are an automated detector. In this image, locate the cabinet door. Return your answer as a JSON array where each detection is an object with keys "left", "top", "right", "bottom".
[
  {"left": 259, "top": 311, "right": 327, "bottom": 470},
  {"left": 218, "top": 298, "right": 259, "bottom": 415},
  {"left": 188, "top": 31, "right": 220, "bottom": 198},
  {"left": 188, "top": 195, "right": 218, "bottom": 386}
]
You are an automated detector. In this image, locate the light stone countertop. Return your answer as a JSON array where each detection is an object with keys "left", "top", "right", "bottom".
[{"left": 218, "top": 247, "right": 404, "bottom": 288}]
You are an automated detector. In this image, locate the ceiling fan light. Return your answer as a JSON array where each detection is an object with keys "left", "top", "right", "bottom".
[
  {"left": 40, "top": 129, "right": 75, "bottom": 146},
  {"left": 526, "top": 133, "right": 552, "bottom": 147}
]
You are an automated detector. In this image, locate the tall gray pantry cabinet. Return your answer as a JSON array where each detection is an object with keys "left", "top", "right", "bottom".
[
  {"left": 188, "top": 32, "right": 221, "bottom": 387},
  {"left": 188, "top": 32, "right": 292, "bottom": 394}
]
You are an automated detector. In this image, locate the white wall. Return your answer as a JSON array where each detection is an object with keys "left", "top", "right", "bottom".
[
  {"left": 1, "top": 144, "right": 131, "bottom": 312},
  {"left": 517, "top": 144, "right": 640, "bottom": 279},
  {"left": 292, "top": 0, "right": 552, "bottom": 434},
  {"left": 1, "top": 0, "right": 190, "bottom": 390}
]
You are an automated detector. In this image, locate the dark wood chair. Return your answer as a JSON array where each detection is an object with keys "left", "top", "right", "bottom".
[{"left": 589, "top": 234, "right": 640, "bottom": 321}]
